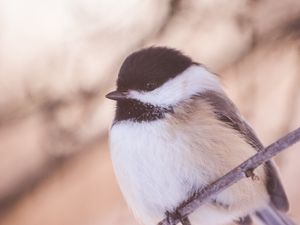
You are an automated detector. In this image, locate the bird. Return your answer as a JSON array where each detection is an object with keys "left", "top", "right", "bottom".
[{"left": 106, "top": 46, "right": 294, "bottom": 225}]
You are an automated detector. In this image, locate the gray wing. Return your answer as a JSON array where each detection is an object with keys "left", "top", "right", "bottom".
[{"left": 197, "top": 90, "right": 289, "bottom": 212}]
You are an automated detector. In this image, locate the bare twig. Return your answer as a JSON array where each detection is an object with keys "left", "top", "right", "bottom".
[{"left": 158, "top": 127, "right": 300, "bottom": 225}]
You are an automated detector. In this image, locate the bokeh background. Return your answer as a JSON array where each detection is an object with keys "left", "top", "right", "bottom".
[{"left": 0, "top": 0, "right": 300, "bottom": 224}]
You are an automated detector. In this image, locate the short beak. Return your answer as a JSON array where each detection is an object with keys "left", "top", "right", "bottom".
[{"left": 105, "top": 90, "right": 128, "bottom": 101}]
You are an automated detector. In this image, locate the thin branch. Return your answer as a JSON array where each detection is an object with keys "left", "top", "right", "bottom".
[{"left": 158, "top": 127, "right": 300, "bottom": 225}]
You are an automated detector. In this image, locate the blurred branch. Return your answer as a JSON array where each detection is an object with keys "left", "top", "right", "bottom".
[
  {"left": 0, "top": 132, "right": 107, "bottom": 216},
  {"left": 155, "top": 0, "right": 181, "bottom": 36},
  {"left": 158, "top": 127, "right": 300, "bottom": 225}
]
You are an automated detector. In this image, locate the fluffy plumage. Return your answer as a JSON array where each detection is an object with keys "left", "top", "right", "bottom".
[
  {"left": 110, "top": 98, "right": 269, "bottom": 225},
  {"left": 108, "top": 47, "right": 290, "bottom": 225}
]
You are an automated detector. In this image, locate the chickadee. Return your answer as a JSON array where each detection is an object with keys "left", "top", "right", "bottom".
[{"left": 106, "top": 47, "right": 293, "bottom": 225}]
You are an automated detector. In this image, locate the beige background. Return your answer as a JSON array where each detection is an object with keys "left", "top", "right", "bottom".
[{"left": 0, "top": 0, "right": 300, "bottom": 224}]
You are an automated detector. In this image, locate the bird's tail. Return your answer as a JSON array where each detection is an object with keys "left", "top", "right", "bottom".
[{"left": 255, "top": 206, "right": 296, "bottom": 225}]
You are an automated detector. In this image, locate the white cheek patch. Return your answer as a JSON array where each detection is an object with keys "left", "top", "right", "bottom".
[{"left": 128, "top": 65, "right": 223, "bottom": 106}]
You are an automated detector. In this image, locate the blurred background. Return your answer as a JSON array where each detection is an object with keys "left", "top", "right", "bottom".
[{"left": 0, "top": 0, "right": 300, "bottom": 224}]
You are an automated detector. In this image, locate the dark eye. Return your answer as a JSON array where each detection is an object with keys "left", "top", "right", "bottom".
[{"left": 145, "top": 82, "right": 156, "bottom": 91}]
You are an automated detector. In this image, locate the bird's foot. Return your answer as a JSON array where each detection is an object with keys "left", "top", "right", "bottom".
[
  {"left": 245, "top": 169, "right": 259, "bottom": 181},
  {"left": 165, "top": 210, "right": 191, "bottom": 225},
  {"left": 235, "top": 215, "right": 252, "bottom": 225},
  {"left": 165, "top": 211, "right": 177, "bottom": 225}
]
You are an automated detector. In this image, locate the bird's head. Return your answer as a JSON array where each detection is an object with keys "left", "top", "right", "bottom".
[{"left": 106, "top": 47, "right": 221, "bottom": 108}]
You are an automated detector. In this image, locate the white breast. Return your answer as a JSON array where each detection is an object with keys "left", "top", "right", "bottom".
[
  {"left": 109, "top": 118, "right": 269, "bottom": 225},
  {"left": 110, "top": 120, "right": 199, "bottom": 224}
]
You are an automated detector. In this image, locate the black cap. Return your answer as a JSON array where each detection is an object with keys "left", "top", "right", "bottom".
[{"left": 116, "top": 47, "right": 193, "bottom": 92}]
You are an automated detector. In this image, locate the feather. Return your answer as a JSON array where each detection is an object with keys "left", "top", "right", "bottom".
[{"left": 196, "top": 90, "right": 289, "bottom": 211}]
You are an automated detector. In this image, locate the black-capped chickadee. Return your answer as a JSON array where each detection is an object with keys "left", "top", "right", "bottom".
[{"left": 106, "top": 47, "right": 294, "bottom": 225}]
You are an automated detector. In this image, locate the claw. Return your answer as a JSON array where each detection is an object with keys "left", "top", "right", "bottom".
[
  {"left": 165, "top": 210, "right": 191, "bottom": 225},
  {"left": 165, "top": 211, "right": 176, "bottom": 225},
  {"left": 245, "top": 169, "right": 260, "bottom": 181}
]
